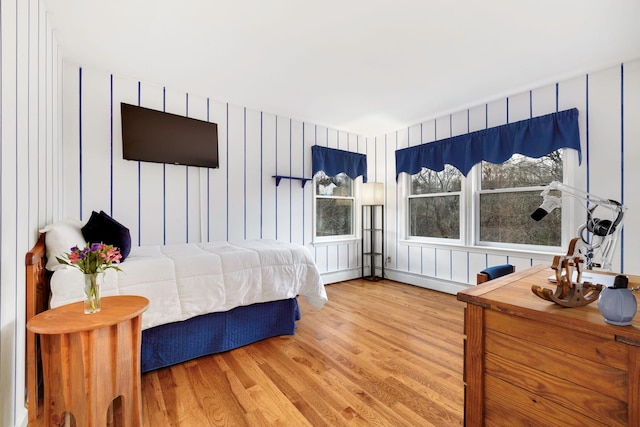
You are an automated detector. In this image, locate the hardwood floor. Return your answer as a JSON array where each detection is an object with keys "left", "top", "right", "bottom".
[
  {"left": 142, "top": 279, "right": 465, "bottom": 426},
  {"left": 29, "top": 279, "right": 466, "bottom": 426}
]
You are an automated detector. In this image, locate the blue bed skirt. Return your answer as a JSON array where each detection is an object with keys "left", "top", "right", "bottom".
[{"left": 141, "top": 298, "right": 300, "bottom": 372}]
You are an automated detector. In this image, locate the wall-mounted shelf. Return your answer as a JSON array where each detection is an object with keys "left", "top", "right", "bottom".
[{"left": 272, "top": 175, "right": 312, "bottom": 188}]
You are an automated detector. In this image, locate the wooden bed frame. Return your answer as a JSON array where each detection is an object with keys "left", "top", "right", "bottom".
[
  {"left": 25, "top": 233, "right": 50, "bottom": 422},
  {"left": 25, "top": 232, "right": 303, "bottom": 422}
]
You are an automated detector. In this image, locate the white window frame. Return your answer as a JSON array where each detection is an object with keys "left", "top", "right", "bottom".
[
  {"left": 473, "top": 183, "right": 561, "bottom": 252},
  {"left": 401, "top": 148, "right": 578, "bottom": 252},
  {"left": 313, "top": 172, "right": 357, "bottom": 243},
  {"left": 406, "top": 190, "right": 464, "bottom": 245}
]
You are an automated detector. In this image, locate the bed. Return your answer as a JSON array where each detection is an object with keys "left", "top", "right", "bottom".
[{"left": 25, "top": 227, "right": 327, "bottom": 421}]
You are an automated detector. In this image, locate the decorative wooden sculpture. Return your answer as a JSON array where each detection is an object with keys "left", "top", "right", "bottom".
[{"left": 531, "top": 238, "right": 604, "bottom": 307}]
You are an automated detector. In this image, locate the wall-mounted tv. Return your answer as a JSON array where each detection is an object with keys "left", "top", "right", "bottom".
[{"left": 121, "top": 103, "right": 219, "bottom": 168}]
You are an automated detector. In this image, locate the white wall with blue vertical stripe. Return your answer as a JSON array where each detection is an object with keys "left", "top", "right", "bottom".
[
  {"left": 1, "top": 1, "right": 60, "bottom": 426},
  {"left": 375, "top": 59, "right": 640, "bottom": 294},
  {"left": 59, "top": 62, "right": 366, "bottom": 281},
  {"left": 3, "top": 4, "right": 640, "bottom": 424}
]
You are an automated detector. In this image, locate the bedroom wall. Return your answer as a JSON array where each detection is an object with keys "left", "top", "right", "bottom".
[
  {"left": 374, "top": 58, "right": 640, "bottom": 294},
  {"left": 58, "top": 63, "right": 371, "bottom": 283},
  {"left": 0, "top": 1, "right": 61, "bottom": 426},
  {"left": 61, "top": 57, "right": 640, "bottom": 299},
  {"left": 2, "top": 3, "right": 638, "bottom": 424}
]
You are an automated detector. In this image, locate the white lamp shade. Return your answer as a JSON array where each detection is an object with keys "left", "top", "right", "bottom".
[{"left": 361, "top": 182, "right": 384, "bottom": 205}]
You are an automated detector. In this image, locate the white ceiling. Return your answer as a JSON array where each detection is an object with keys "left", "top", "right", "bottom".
[{"left": 42, "top": 0, "right": 640, "bottom": 136}]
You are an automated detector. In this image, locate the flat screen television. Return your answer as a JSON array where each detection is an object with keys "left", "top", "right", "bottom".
[{"left": 121, "top": 103, "right": 219, "bottom": 168}]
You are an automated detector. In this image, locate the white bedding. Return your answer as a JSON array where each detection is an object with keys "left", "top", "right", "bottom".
[{"left": 50, "top": 239, "right": 327, "bottom": 330}]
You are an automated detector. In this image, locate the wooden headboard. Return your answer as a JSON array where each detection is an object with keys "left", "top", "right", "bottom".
[{"left": 25, "top": 232, "right": 50, "bottom": 422}]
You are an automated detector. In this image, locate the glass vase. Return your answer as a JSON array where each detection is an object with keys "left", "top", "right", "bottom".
[{"left": 84, "top": 273, "right": 103, "bottom": 314}]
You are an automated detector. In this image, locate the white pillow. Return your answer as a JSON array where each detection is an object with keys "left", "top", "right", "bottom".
[{"left": 39, "top": 218, "right": 86, "bottom": 271}]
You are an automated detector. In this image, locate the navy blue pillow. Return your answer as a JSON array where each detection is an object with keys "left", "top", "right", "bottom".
[{"left": 81, "top": 211, "right": 132, "bottom": 261}]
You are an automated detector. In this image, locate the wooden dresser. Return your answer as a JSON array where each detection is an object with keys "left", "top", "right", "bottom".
[{"left": 457, "top": 265, "right": 640, "bottom": 426}]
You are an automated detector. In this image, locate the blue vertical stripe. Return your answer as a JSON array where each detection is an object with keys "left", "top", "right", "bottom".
[
  {"left": 225, "top": 102, "right": 229, "bottom": 240},
  {"left": 506, "top": 97, "right": 509, "bottom": 123},
  {"left": 244, "top": 107, "right": 247, "bottom": 239},
  {"left": 137, "top": 82, "right": 142, "bottom": 245},
  {"left": 207, "top": 98, "right": 211, "bottom": 241},
  {"left": 585, "top": 74, "right": 590, "bottom": 197},
  {"left": 275, "top": 116, "right": 278, "bottom": 240},
  {"left": 301, "top": 122, "right": 305, "bottom": 244},
  {"left": 485, "top": 104, "right": 489, "bottom": 128},
  {"left": 79, "top": 67, "right": 83, "bottom": 219},
  {"left": 620, "top": 63, "right": 625, "bottom": 271},
  {"left": 260, "top": 112, "right": 264, "bottom": 238},
  {"left": 162, "top": 88, "right": 167, "bottom": 245},
  {"left": 110, "top": 74, "right": 114, "bottom": 214},
  {"left": 185, "top": 167, "right": 189, "bottom": 242},
  {"left": 185, "top": 93, "right": 189, "bottom": 242},
  {"left": 289, "top": 119, "right": 292, "bottom": 242}
]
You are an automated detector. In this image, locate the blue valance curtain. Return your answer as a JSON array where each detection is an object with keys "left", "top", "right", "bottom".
[
  {"left": 395, "top": 108, "right": 581, "bottom": 179},
  {"left": 312, "top": 145, "right": 368, "bottom": 182}
]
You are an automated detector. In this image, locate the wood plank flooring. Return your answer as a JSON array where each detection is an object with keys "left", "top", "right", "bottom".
[
  {"left": 29, "top": 279, "right": 466, "bottom": 426},
  {"left": 141, "top": 279, "right": 465, "bottom": 426}
]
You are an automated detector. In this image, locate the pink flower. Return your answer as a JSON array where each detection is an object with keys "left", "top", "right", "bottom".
[{"left": 56, "top": 242, "right": 123, "bottom": 274}]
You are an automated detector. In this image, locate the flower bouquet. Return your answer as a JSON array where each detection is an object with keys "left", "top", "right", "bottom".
[{"left": 57, "top": 243, "right": 123, "bottom": 313}]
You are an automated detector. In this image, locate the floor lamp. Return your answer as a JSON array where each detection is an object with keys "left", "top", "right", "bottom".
[{"left": 361, "top": 182, "right": 384, "bottom": 280}]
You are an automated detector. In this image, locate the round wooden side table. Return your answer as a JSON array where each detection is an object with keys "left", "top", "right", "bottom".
[{"left": 27, "top": 295, "right": 149, "bottom": 427}]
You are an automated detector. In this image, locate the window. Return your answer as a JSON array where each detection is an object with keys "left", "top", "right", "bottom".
[
  {"left": 406, "top": 150, "right": 564, "bottom": 248},
  {"left": 400, "top": 110, "right": 579, "bottom": 248},
  {"left": 408, "top": 165, "right": 462, "bottom": 239},
  {"left": 315, "top": 171, "right": 354, "bottom": 237},
  {"left": 478, "top": 152, "right": 562, "bottom": 246}
]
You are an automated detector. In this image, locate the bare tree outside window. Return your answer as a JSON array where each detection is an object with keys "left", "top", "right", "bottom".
[
  {"left": 407, "top": 150, "right": 564, "bottom": 247},
  {"left": 479, "top": 152, "right": 563, "bottom": 246},
  {"left": 409, "top": 165, "right": 462, "bottom": 239},
  {"left": 315, "top": 172, "right": 354, "bottom": 237}
]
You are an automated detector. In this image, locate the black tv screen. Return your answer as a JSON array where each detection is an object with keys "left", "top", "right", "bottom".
[{"left": 121, "top": 103, "right": 219, "bottom": 168}]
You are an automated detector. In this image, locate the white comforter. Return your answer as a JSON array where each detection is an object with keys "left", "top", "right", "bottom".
[{"left": 50, "top": 240, "right": 327, "bottom": 330}]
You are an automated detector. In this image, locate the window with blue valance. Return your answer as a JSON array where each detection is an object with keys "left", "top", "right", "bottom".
[
  {"left": 395, "top": 108, "right": 581, "bottom": 179},
  {"left": 312, "top": 145, "right": 368, "bottom": 182}
]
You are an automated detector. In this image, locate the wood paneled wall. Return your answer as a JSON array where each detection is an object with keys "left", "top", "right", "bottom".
[
  {"left": 0, "top": 1, "right": 60, "bottom": 426},
  {"left": 59, "top": 63, "right": 370, "bottom": 281},
  {"left": 58, "top": 58, "right": 640, "bottom": 295},
  {"left": 375, "top": 59, "right": 640, "bottom": 293},
  {"left": 4, "top": 6, "right": 639, "bottom": 424}
]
